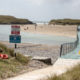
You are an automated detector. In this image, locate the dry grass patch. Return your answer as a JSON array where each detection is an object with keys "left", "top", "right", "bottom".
[
  {"left": 0, "top": 43, "right": 30, "bottom": 80},
  {"left": 46, "top": 64, "right": 80, "bottom": 80}
]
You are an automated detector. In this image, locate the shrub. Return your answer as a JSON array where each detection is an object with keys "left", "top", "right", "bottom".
[
  {"left": 0, "top": 43, "right": 15, "bottom": 57},
  {"left": 0, "top": 43, "right": 30, "bottom": 79},
  {"left": 16, "top": 53, "right": 30, "bottom": 65}
]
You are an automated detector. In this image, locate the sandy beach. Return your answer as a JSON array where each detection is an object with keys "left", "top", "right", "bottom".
[
  {"left": 0, "top": 24, "right": 77, "bottom": 64},
  {"left": 0, "top": 24, "right": 78, "bottom": 76},
  {"left": 0, "top": 24, "right": 78, "bottom": 78},
  {"left": 20, "top": 24, "right": 78, "bottom": 38}
]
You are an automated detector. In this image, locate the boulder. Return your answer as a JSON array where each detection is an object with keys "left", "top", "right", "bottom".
[{"left": 32, "top": 57, "right": 52, "bottom": 65}]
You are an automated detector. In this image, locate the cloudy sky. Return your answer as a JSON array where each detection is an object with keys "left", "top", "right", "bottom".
[{"left": 0, "top": 0, "right": 80, "bottom": 22}]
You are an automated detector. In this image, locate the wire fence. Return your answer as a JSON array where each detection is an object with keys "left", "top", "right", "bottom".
[{"left": 60, "top": 35, "right": 79, "bottom": 56}]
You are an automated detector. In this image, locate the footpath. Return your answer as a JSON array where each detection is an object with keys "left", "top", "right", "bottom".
[{"left": 6, "top": 58, "right": 80, "bottom": 80}]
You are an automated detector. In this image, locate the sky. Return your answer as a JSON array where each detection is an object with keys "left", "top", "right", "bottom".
[{"left": 0, "top": 0, "right": 80, "bottom": 22}]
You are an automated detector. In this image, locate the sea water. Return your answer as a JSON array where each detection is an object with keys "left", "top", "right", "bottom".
[{"left": 0, "top": 25, "right": 76, "bottom": 45}]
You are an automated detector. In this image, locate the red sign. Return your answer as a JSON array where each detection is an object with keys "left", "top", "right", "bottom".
[
  {"left": 11, "top": 25, "right": 20, "bottom": 35},
  {"left": 11, "top": 26, "right": 20, "bottom": 28},
  {"left": 11, "top": 31, "right": 20, "bottom": 35}
]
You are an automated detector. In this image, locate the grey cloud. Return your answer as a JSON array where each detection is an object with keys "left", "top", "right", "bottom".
[{"left": 0, "top": 0, "right": 80, "bottom": 21}]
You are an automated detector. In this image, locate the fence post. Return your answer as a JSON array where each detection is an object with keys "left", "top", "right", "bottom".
[
  {"left": 60, "top": 45, "right": 63, "bottom": 57},
  {"left": 66, "top": 44, "right": 68, "bottom": 53}
]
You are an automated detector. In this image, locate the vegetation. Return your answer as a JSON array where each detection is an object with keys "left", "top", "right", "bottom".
[
  {"left": 0, "top": 43, "right": 30, "bottom": 80},
  {"left": 0, "top": 15, "right": 33, "bottom": 24},
  {"left": 46, "top": 64, "right": 80, "bottom": 80},
  {"left": 49, "top": 19, "right": 80, "bottom": 25}
]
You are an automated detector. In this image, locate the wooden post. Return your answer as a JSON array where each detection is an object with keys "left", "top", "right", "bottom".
[
  {"left": 15, "top": 43, "right": 17, "bottom": 57},
  {"left": 15, "top": 43, "right": 17, "bottom": 49}
]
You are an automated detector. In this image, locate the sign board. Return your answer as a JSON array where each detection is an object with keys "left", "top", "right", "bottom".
[
  {"left": 11, "top": 31, "right": 20, "bottom": 35},
  {"left": 9, "top": 35, "right": 21, "bottom": 43},
  {"left": 11, "top": 25, "right": 20, "bottom": 29},
  {"left": 9, "top": 25, "right": 21, "bottom": 43},
  {"left": 11, "top": 25, "right": 20, "bottom": 35}
]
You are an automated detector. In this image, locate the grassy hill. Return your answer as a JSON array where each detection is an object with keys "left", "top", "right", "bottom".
[
  {"left": 0, "top": 15, "right": 33, "bottom": 24},
  {"left": 49, "top": 19, "right": 80, "bottom": 25}
]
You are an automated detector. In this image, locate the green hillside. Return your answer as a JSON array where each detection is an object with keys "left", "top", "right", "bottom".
[
  {"left": 0, "top": 15, "right": 33, "bottom": 24},
  {"left": 49, "top": 19, "right": 80, "bottom": 25}
]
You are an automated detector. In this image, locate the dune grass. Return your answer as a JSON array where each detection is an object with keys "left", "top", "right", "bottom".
[
  {"left": 47, "top": 64, "right": 80, "bottom": 80},
  {"left": 0, "top": 43, "right": 30, "bottom": 80}
]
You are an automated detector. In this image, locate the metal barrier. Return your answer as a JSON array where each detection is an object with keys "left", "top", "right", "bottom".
[{"left": 60, "top": 34, "right": 79, "bottom": 56}]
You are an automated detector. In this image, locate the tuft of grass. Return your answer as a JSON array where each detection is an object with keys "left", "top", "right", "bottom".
[
  {"left": 46, "top": 64, "right": 80, "bottom": 80},
  {"left": 0, "top": 58, "right": 23, "bottom": 79},
  {"left": 16, "top": 53, "right": 30, "bottom": 65},
  {"left": 0, "top": 43, "right": 30, "bottom": 79},
  {"left": 0, "top": 43, "right": 14, "bottom": 57}
]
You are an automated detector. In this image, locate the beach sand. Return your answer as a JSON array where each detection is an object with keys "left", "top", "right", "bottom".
[
  {"left": 0, "top": 41, "right": 60, "bottom": 64},
  {"left": 20, "top": 24, "right": 78, "bottom": 38}
]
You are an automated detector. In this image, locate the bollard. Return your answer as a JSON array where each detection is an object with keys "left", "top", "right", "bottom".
[{"left": 60, "top": 45, "right": 63, "bottom": 57}]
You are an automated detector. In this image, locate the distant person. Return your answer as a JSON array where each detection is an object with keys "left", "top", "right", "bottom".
[
  {"left": 35, "top": 24, "right": 37, "bottom": 30},
  {"left": 27, "top": 27, "right": 28, "bottom": 30}
]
